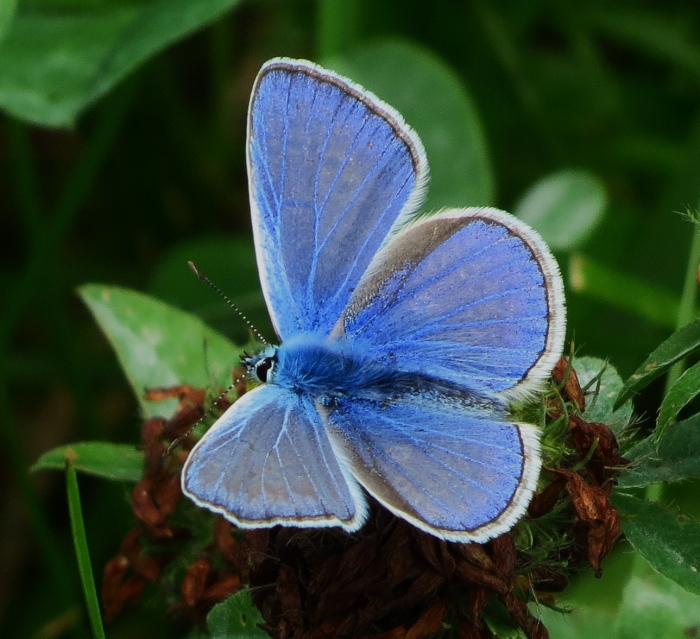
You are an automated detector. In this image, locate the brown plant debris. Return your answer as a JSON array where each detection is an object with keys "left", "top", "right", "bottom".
[
  {"left": 103, "top": 357, "right": 626, "bottom": 637},
  {"left": 544, "top": 470, "right": 621, "bottom": 577},
  {"left": 551, "top": 358, "right": 585, "bottom": 412}
]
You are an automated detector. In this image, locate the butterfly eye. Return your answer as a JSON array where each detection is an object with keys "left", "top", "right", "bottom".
[{"left": 255, "top": 356, "right": 276, "bottom": 383}]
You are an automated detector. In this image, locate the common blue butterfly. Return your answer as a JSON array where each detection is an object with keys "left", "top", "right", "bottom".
[{"left": 182, "top": 58, "right": 566, "bottom": 543}]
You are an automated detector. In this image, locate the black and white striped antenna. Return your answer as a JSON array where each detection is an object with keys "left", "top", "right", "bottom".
[{"left": 187, "top": 261, "right": 268, "bottom": 346}]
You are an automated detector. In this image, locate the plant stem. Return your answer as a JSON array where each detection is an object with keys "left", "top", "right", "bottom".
[
  {"left": 665, "top": 218, "right": 700, "bottom": 392},
  {"left": 209, "top": 15, "right": 233, "bottom": 133},
  {"left": 5, "top": 118, "right": 42, "bottom": 243},
  {"left": 569, "top": 253, "right": 680, "bottom": 329},
  {"left": 317, "top": 0, "right": 362, "bottom": 60},
  {"left": 66, "top": 463, "right": 106, "bottom": 639}
]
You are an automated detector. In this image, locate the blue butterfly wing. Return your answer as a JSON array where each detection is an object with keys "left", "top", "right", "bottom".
[
  {"left": 336, "top": 207, "right": 566, "bottom": 398},
  {"left": 248, "top": 58, "right": 428, "bottom": 339},
  {"left": 182, "top": 385, "right": 365, "bottom": 530},
  {"left": 322, "top": 392, "right": 540, "bottom": 542}
]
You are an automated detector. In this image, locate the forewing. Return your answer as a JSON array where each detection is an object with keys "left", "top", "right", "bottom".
[
  {"left": 248, "top": 58, "right": 427, "bottom": 339},
  {"left": 336, "top": 207, "right": 566, "bottom": 399},
  {"left": 182, "top": 385, "right": 365, "bottom": 530},
  {"left": 322, "top": 394, "right": 540, "bottom": 543}
]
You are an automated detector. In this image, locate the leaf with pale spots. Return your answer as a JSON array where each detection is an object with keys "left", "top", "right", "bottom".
[{"left": 614, "top": 493, "right": 700, "bottom": 595}]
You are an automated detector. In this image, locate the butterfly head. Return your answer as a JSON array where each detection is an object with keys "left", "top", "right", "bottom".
[{"left": 242, "top": 346, "right": 279, "bottom": 384}]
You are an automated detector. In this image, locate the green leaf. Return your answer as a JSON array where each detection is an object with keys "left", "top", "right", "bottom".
[
  {"left": 658, "top": 359, "right": 700, "bottom": 430},
  {"left": 538, "top": 563, "right": 700, "bottom": 639},
  {"left": 534, "top": 605, "right": 616, "bottom": 639},
  {"left": 80, "top": 284, "right": 240, "bottom": 419},
  {"left": 569, "top": 254, "right": 680, "bottom": 329},
  {"left": 483, "top": 598, "right": 522, "bottom": 638},
  {"left": 317, "top": 0, "right": 361, "bottom": 59},
  {"left": 0, "top": 0, "right": 241, "bottom": 127},
  {"left": 32, "top": 442, "right": 144, "bottom": 482},
  {"left": 0, "top": 0, "right": 16, "bottom": 43},
  {"left": 514, "top": 169, "right": 608, "bottom": 251},
  {"left": 206, "top": 588, "right": 269, "bottom": 638},
  {"left": 574, "top": 356, "right": 633, "bottom": 431},
  {"left": 325, "top": 39, "right": 494, "bottom": 210},
  {"left": 614, "top": 493, "right": 700, "bottom": 595},
  {"left": 66, "top": 462, "right": 106, "bottom": 639},
  {"left": 614, "top": 317, "right": 700, "bottom": 409},
  {"left": 616, "top": 572, "right": 700, "bottom": 639},
  {"left": 532, "top": 541, "right": 637, "bottom": 638},
  {"left": 618, "top": 414, "right": 700, "bottom": 488}
]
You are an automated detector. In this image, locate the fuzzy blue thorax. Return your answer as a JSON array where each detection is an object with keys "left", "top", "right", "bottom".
[{"left": 255, "top": 334, "right": 399, "bottom": 400}]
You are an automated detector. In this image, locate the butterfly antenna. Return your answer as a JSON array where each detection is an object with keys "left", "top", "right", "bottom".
[
  {"left": 188, "top": 261, "right": 268, "bottom": 346},
  {"left": 165, "top": 371, "right": 248, "bottom": 455}
]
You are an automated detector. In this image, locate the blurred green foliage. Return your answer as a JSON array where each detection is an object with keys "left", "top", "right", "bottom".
[{"left": 4, "top": 0, "right": 700, "bottom": 637}]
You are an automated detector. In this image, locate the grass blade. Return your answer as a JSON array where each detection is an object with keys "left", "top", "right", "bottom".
[{"left": 66, "top": 461, "right": 106, "bottom": 639}]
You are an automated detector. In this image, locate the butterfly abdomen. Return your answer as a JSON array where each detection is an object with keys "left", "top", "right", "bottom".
[{"left": 270, "top": 333, "right": 502, "bottom": 412}]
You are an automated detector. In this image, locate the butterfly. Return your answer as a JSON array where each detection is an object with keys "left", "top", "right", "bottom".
[{"left": 181, "top": 57, "right": 566, "bottom": 543}]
